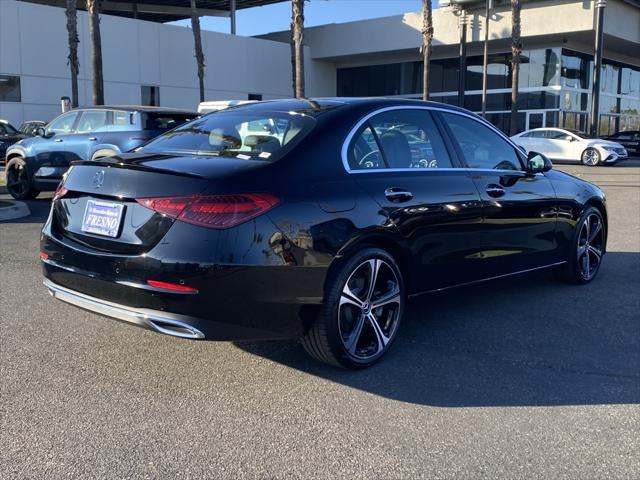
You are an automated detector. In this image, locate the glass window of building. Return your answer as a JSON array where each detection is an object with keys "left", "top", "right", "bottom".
[
  {"left": 519, "top": 48, "right": 561, "bottom": 88},
  {"left": 0, "top": 75, "right": 21, "bottom": 102},
  {"left": 561, "top": 50, "right": 591, "bottom": 90},
  {"left": 141, "top": 85, "right": 160, "bottom": 106}
]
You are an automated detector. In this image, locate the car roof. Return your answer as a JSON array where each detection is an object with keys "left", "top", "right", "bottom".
[
  {"left": 75, "top": 105, "right": 198, "bottom": 115},
  {"left": 217, "top": 97, "right": 474, "bottom": 118}
]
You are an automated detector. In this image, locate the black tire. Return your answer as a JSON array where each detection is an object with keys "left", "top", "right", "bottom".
[
  {"left": 581, "top": 147, "right": 601, "bottom": 166},
  {"left": 556, "top": 206, "right": 605, "bottom": 284},
  {"left": 5, "top": 158, "right": 40, "bottom": 200},
  {"left": 301, "top": 247, "right": 405, "bottom": 369}
]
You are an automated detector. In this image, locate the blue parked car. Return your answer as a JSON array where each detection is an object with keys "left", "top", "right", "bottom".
[{"left": 4, "top": 106, "right": 197, "bottom": 199}]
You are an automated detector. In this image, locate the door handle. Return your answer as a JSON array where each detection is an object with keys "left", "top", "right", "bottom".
[
  {"left": 486, "top": 184, "right": 505, "bottom": 198},
  {"left": 88, "top": 137, "right": 97, "bottom": 141},
  {"left": 384, "top": 187, "right": 413, "bottom": 203},
  {"left": 54, "top": 138, "right": 63, "bottom": 143}
]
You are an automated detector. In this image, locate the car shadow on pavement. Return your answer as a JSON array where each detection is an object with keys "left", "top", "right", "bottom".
[{"left": 236, "top": 251, "right": 640, "bottom": 407}]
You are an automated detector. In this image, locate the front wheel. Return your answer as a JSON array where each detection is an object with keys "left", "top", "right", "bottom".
[
  {"left": 581, "top": 147, "right": 601, "bottom": 166},
  {"left": 302, "top": 248, "right": 405, "bottom": 368},
  {"left": 6, "top": 158, "right": 40, "bottom": 200},
  {"left": 556, "top": 206, "right": 605, "bottom": 284}
]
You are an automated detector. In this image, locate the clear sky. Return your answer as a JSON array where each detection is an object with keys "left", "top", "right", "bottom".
[{"left": 172, "top": 0, "right": 424, "bottom": 36}]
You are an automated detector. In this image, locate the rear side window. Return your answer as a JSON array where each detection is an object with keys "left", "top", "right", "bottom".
[
  {"left": 75, "top": 110, "right": 108, "bottom": 133},
  {"left": 144, "top": 113, "right": 195, "bottom": 131},
  {"left": 140, "top": 111, "right": 315, "bottom": 162},
  {"left": 349, "top": 109, "right": 452, "bottom": 170},
  {"left": 440, "top": 112, "right": 522, "bottom": 171}
]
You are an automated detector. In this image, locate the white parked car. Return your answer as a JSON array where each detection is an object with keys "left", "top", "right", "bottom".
[{"left": 511, "top": 128, "right": 628, "bottom": 166}]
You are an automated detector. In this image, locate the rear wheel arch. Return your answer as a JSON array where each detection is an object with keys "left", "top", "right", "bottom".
[{"left": 329, "top": 234, "right": 412, "bottom": 294}]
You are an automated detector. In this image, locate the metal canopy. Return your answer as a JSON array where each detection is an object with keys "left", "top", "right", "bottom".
[{"left": 19, "top": 1, "right": 285, "bottom": 23}]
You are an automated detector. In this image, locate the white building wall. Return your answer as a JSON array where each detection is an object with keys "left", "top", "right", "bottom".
[{"left": 0, "top": 0, "right": 336, "bottom": 126}]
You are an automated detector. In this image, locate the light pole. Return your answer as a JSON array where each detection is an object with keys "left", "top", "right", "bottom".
[
  {"left": 481, "top": 0, "right": 493, "bottom": 117},
  {"left": 589, "top": 0, "right": 607, "bottom": 136}
]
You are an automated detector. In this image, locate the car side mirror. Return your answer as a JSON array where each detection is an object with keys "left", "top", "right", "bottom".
[
  {"left": 35, "top": 127, "right": 46, "bottom": 137},
  {"left": 563, "top": 135, "right": 574, "bottom": 142},
  {"left": 527, "top": 151, "right": 552, "bottom": 174}
]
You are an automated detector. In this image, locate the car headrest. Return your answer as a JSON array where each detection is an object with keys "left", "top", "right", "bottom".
[
  {"left": 379, "top": 130, "right": 411, "bottom": 169},
  {"left": 209, "top": 127, "right": 242, "bottom": 150},
  {"left": 244, "top": 135, "right": 281, "bottom": 153}
]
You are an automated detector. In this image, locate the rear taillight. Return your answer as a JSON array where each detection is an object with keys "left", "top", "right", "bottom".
[
  {"left": 136, "top": 193, "right": 280, "bottom": 229},
  {"left": 53, "top": 184, "right": 68, "bottom": 201}
]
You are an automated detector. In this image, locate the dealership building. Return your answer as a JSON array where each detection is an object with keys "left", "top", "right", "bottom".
[{"left": 0, "top": 0, "right": 639, "bottom": 135}]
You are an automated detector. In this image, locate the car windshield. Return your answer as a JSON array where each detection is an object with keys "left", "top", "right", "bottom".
[{"left": 140, "top": 110, "right": 315, "bottom": 161}]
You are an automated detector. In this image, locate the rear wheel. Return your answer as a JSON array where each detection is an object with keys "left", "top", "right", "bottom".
[
  {"left": 556, "top": 206, "right": 605, "bottom": 284},
  {"left": 302, "top": 248, "right": 405, "bottom": 368},
  {"left": 581, "top": 147, "right": 601, "bottom": 166},
  {"left": 6, "top": 158, "right": 40, "bottom": 200}
]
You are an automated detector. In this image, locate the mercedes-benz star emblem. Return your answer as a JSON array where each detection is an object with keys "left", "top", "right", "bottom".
[{"left": 92, "top": 170, "right": 105, "bottom": 189}]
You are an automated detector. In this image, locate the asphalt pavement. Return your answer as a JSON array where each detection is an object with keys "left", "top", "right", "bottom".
[{"left": 1, "top": 161, "right": 639, "bottom": 479}]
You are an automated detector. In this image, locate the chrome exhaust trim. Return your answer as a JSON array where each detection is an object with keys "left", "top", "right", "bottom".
[{"left": 43, "top": 278, "right": 205, "bottom": 339}]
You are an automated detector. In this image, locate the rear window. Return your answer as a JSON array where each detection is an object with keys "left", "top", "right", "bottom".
[
  {"left": 139, "top": 111, "right": 315, "bottom": 161},
  {"left": 144, "top": 113, "right": 196, "bottom": 131}
]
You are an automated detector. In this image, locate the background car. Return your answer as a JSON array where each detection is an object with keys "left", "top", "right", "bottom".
[
  {"left": 603, "top": 131, "right": 640, "bottom": 157},
  {"left": 0, "top": 119, "right": 28, "bottom": 163},
  {"left": 4, "top": 106, "right": 197, "bottom": 199},
  {"left": 511, "top": 127, "right": 628, "bottom": 166},
  {"left": 40, "top": 98, "right": 607, "bottom": 369},
  {"left": 19, "top": 120, "right": 47, "bottom": 136}
]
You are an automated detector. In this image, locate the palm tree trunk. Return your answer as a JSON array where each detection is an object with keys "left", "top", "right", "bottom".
[
  {"left": 509, "top": 0, "right": 522, "bottom": 136},
  {"left": 421, "top": 0, "right": 434, "bottom": 101},
  {"left": 65, "top": 0, "right": 79, "bottom": 108},
  {"left": 291, "top": 0, "right": 305, "bottom": 98},
  {"left": 190, "top": 0, "right": 206, "bottom": 103},
  {"left": 86, "top": 0, "right": 104, "bottom": 105}
]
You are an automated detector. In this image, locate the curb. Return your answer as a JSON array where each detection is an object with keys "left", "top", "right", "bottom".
[{"left": 0, "top": 200, "right": 30, "bottom": 221}]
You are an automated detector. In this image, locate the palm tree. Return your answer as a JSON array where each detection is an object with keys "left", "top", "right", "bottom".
[
  {"left": 291, "top": 0, "right": 305, "bottom": 98},
  {"left": 65, "top": 0, "right": 79, "bottom": 108},
  {"left": 190, "top": 0, "right": 206, "bottom": 103},
  {"left": 86, "top": 0, "right": 104, "bottom": 105},
  {"left": 421, "top": 0, "right": 434, "bottom": 101},
  {"left": 509, "top": 0, "right": 522, "bottom": 136}
]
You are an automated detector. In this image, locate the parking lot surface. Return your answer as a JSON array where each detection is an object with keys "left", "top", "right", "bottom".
[{"left": 1, "top": 161, "right": 639, "bottom": 479}]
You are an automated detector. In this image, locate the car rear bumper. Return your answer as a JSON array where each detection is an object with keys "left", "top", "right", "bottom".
[
  {"left": 40, "top": 230, "right": 327, "bottom": 341},
  {"left": 44, "top": 277, "right": 207, "bottom": 339}
]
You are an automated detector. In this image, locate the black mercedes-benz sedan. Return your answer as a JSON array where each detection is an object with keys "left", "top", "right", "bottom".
[{"left": 41, "top": 98, "right": 607, "bottom": 368}]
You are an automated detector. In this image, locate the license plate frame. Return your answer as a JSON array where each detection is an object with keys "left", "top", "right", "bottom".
[{"left": 81, "top": 199, "right": 125, "bottom": 238}]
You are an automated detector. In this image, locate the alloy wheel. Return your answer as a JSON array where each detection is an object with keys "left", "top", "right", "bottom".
[
  {"left": 6, "top": 164, "right": 29, "bottom": 198},
  {"left": 577, "top": 213, "right": 604, "bottom": 281},
  {"left": 338, "top": 258, "right": 402, "bottom": 360},
  {"left": 581, "top": 148, "right": 600, "bottom": 166}
]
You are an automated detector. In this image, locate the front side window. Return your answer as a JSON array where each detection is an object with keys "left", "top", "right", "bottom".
[
  {"left": 441, "top": 112, "right": 522, "bottom": 171},
  {"left": 75, "top": 110, "right": 108, "bottom": 133},
  {"left": 46, "top": 112, "right": 79, "bottom": 135},
  {"left": 140, "top": 110, "right": 314, "bottom": 162},
  {"left": 349, "top": 109, "right": 452, "bottom": 170}
]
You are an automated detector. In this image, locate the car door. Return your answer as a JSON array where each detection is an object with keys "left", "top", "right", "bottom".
[
  {"left": 31, "top": 111, "right": 80, "bottom": 169},
  {"left": 66, "top": 109, "right": 109, "bottom": 161},
  {"left": 346, "top": 108, "right": 485, "bottom": 292},
  {"left": 437, "top": 111, "right": 559, "bottom": 276}
]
